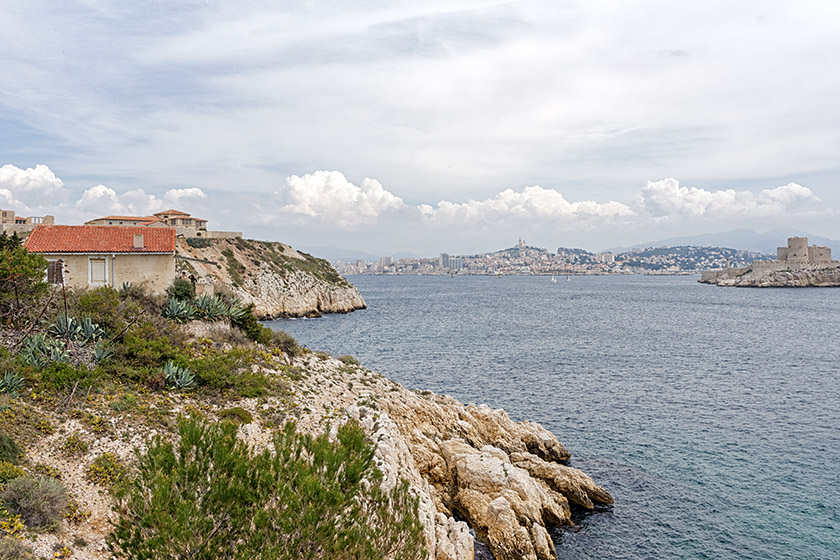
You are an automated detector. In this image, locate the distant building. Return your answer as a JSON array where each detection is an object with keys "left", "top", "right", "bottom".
[
  {"left": 24, "top": 225, "right": 176, "bottom": 294},
  {"left": 0, "top": 209, "right": 55, "bottom": 235},
  {"left": 377, "top": 256, "right": 394, "bottom": 268},
  {"left": 439, "top": 253, "right": 450, "bottom": 269},
  {"left": 598, "top": 252, "right": 615, "bottom": 264},
  {"left": 701, "top": 236, "right": 836, "bottom": 283},
  {"left": 85, "top": 209, "right": 240, "bottom": 239},
  {"left": 776, "top": 236, "right": 831, "bottom": 263}
]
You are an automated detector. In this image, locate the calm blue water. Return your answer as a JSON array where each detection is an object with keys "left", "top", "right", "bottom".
[{"left": 265, "top": 275, "right": 840, "bottom": 559}]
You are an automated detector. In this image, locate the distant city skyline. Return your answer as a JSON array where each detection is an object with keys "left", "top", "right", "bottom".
[{"left": 2, "top": 2, "right": 839, "bottom": 255}]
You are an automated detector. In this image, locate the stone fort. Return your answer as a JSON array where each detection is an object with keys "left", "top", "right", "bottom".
[
  {"left": 701, "top": 236, "right": 837, "bottom": 282},
  {"left": 775, "top": 236, "right": 831, "bottom": 263}
]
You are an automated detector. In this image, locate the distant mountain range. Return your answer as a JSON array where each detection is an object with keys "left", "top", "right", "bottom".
[{"left": 610, "top": 229, "right": 840, "bottom": 256}]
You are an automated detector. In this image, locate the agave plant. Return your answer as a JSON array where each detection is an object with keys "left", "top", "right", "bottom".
[
  {"left": 19, "top": 334, "right": 69, "bottom": 368},
  {"left": 0, "top": 372, "right": 24, "bottom": 397},
  {"left": 48, "top": 312, "right": 82, "bottom": 341},
  {"left": 162, "top": 297, "right": 196, "bottom": 323},
  {"left": 196, "top": 294, "right": 233, "bottom": 320},
  {"left": 93, "top": 342, "right": 114, "bottom": 365},
  {"left": 78, "top": 317, "right": 106, "bottom": 346},
  {"left": 225, "top": 298, "right": 247, "bottom": 321},
  {"left": 163, "top": 361, "right": 196, "bottom": 391}
]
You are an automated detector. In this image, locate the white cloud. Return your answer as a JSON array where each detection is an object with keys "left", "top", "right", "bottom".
[
  {"left": 163, "top": 187, "right": 207, "bottom": 205},
  {"left": 0, "top": 164, "right": 67, "bottom": 207},
  {"left": 272, "top": 170, "right": 404, "bottom": 229},
  {"left": 72, "top": 183, "right": 208, "bottom": 220},
  {"left": 634, "top": 179, "right": 821, "bottom": 220},
  {"left": 419, "top": 185, "right": 635, "bottom": 228}
]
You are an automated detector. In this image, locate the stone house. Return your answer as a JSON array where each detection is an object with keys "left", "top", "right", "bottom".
[
  {"left": 85, "top": 209, "right": 240, "bottom": 239},
  {"left": 24, "top": 225, "right": 176, "bottom": 294}
]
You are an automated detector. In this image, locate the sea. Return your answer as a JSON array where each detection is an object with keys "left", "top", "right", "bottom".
[{"left": 264, "top": 274, "right": 840, "bottom": 559}]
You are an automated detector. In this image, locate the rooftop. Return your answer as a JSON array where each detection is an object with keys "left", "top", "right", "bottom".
[{"left": 24, "top": 225, "right": 176, "bottom": 253}]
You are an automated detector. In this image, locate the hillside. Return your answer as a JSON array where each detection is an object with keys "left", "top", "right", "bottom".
[{"left": 175, "top": 237, "right": 366, "bottom": 318}]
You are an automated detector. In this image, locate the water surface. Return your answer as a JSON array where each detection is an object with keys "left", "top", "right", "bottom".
[{"left": 266, "top": 275, "right": 840, "bottom": 559}]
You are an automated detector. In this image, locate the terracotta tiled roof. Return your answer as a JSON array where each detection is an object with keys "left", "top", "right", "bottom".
[
  {"left": 154, "top": 209, "right": 189, "bottom": 216},
  {"left": 87, "top": 215, "right": 161, "bottom": 222},
  {"left": 24, "top": 225, "right": 175, "bottom": 253}
]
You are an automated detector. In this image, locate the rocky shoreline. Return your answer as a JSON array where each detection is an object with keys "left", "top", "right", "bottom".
[
  {"left": 699, "top": 264, "right": 840, "bottom": 287},
  {"left": 18, "top": 336, "right": 611, "bottom": 560},
  {"left": 287, "top": 353, "right": 613, "bottom": 560}
]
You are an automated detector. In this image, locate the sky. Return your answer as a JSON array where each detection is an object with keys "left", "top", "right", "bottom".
[{"left": 1, "top": 1, "right": 839, "bottom": 257}]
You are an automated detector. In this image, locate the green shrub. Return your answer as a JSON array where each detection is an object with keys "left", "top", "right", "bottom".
[
  {"left": 0, "top": 433, "right": 21, "bottom": 465},
  {"left": 75, "top": 286, "right": 121, "bottom": 324},
  {"left": 61, "top": 433, "right": 89, "bottom": 456},
  {"left": 0, "top": 536, "right": 35, "bottom": 560},
  {"left": 337, "top": 355, "right": 360, "bottom": 366},
  {"left": 230, "top": 304, "right": 272, "bottom": 344},
  {"left": 0, "top": 244, "right": 48, "bottom": 325},
  {"left": 86, "top": 453, "right": 126, "bottom": 488},
  {"left": 186, "top": 237, "right": 212, "bottom": 249},
  {"left": 1, "top": 475, "right": 67, "bottom": 531},
  {"left": 218, "top": 407, "right": 253, "bottom": 425},
  {"left": 166, "top": 278, "right": 195, "bottom": 301},
  {"left": 272, "top": 330, "right": 301, "bottom": 357},
  {"left": 0, "top": 461, "right": 24, "bottom": 484},
  {"left": 110, "top": 417, "right": 425, "bottom": 560},
  {"left": 117, "top": 321, "right": 185, "bottom": 370},
  {"left": 187, "top": 349, "right": 269, "bottom": 397},
  {"left": 40, "top": 362, "right": 97, "bottom": 391}
]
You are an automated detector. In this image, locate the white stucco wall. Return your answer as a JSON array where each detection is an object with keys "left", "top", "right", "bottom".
[{"left": 41, "top": 253, "right": 175, "bottom": 294}]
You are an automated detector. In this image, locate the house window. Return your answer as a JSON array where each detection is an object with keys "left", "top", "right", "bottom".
[
  {"left": 90, "top": 257, "right": 107, "bottom": 284},
  {"left": 47, "top": 260, "right": 64, "bottom": 285}
]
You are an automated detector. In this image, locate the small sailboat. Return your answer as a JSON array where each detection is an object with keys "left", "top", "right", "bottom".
[
  {"left": 550, "top": 275, "right": 557, "bottom": 283},
  {"left": 566, "top": 274, "right": 571, "bottom": 282}
]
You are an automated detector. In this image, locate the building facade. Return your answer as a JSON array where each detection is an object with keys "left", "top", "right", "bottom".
[
  {"left": 85, "top": 209, "right": 241, "bottom": 239},
  {"left": 24, "top": 225, "right": 176, "bottom": 294}
]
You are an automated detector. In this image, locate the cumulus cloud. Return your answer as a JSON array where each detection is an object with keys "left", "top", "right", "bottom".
[
  {"left": 273, "top": 170, "right": 404, "bottom": 229},
  {"left": 419, "top": 185, "right": 635, "bottom": 228},
  {"left": 634, "top": 178, "right": 821, "bottom": 220},
  {"left": 74, "top": 184, "right": 208, "bottom": 219},
  {"left": 163, "top": 187, "right": 207, "bottom": 205},
  {"left": 0, "top": 164, "right": 67, "bottom": 207}
]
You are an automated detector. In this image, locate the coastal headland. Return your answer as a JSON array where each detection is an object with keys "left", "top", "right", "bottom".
[{"left": 175, "top": 237, "right": 367, "bottom": 317}]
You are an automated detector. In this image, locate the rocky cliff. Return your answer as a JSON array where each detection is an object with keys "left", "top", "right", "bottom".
[
  {"left": 174, "top": 237, "right": 366, "bottom": 317},
  {"left": 701, "top": 264, "right": 840, "bottom": 287},
  {"left": 294, "top": 355, "right": 613, "bottom": 560}
]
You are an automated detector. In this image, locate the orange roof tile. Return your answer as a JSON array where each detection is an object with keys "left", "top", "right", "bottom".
[
  {"left": 88, "top": 215, "right": 161, "bottom": 222},
  {"left": 24, "top": 225, "right": 175, "bottom": 253},
  {"left": 154, "top": 209, "right": 189, "bottom": 216}
]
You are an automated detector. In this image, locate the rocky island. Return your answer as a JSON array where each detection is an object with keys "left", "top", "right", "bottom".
[
  {"left": 699, "top": 236, "right": 840, "bottom": 287},
  {"left": 0, "top": 238, "right": 611, "bottom": 560}
]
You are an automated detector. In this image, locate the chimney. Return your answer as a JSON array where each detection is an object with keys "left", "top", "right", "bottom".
[{"left": 133, "top": 234, "right": 144, "bottom": 249}]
